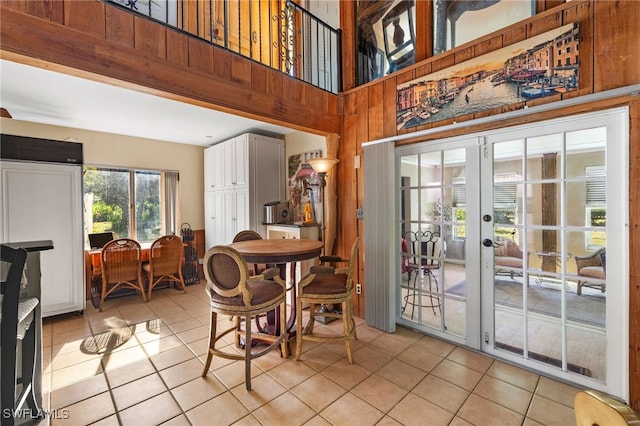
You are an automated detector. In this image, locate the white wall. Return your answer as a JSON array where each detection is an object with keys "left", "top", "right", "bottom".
[{"left": 0, "top": 118, "right": 205, "bottom": 228}]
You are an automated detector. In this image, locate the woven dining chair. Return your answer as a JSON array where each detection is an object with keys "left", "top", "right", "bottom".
[
  {"left": 143, "top": 235, "right": 187, "bottom": 301},
  {"left": 201, "top": 245, "right": 287, "bottom": 390},
  {"left": 100, "top": 238, "right": 146, "bottom": 311},
  {"left": 232, "top": 230, "right": 266, "bottom": 275},
  {"left": 295, "top": 238, "right": 359, "bottom": 364}
]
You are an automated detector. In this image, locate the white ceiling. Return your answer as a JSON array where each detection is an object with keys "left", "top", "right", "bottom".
[{"left": 0, "top": 59, "right": 296, "bottom": 146}]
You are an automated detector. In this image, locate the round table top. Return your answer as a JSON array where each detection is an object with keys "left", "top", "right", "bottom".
[{"left": 227, "top": 238, "right": 324, "bottom": 263}]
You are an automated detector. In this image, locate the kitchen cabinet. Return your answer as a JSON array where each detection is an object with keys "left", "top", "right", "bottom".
[{"left": 204, "top": 133, "right": 284, "bottom": 249}]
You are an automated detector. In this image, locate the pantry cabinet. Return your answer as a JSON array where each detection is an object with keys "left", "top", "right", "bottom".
[{"left": 204, "top": 133, "right": 284, "bottom": 249}]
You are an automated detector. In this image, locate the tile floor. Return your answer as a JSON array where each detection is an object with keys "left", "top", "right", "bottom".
[{"left": 36, "top": 281, "right": 583, "bottom": 426}]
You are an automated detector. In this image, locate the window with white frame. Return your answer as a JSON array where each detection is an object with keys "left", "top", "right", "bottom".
[
  {"left": 585, "top": 165, "right": 606, "bottom": 249},
  {"left": 83, "top": 166, "right": 180, "bottom": 244}
]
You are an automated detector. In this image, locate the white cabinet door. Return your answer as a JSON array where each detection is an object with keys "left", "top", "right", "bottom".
[
  {"left": 204, "top": 144, "right": 225, "bottom": 192},
  {"left": 234, "top": 186, "right": 249, "bottom": 236},
  {"left": 234, "top": 137, "right": 248, "bottom": 188},
  {"left": 0, "top": 161, "right": 84, "bottom": 316}
]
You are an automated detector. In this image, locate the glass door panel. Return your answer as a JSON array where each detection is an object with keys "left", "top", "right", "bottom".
[
  {"left": 486, "top": 126, "right": 608, "bottom": 383},
  {"left": 398, "top": 147, "right": 468, "bottom": 339}
]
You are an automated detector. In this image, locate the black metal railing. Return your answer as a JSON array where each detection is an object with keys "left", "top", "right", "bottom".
[{"left": 107, "top": 0, "right": 341, "bottom": 94}]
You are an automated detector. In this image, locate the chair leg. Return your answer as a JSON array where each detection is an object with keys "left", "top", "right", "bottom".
[
  {"left": 342, "top": 300, "right": 353, "bottom": 364},
  {"left": 244, "top": 314, "right": 252, "bottom": 391},
  {"left": 577, "top": 280, "right": 582, "bottom": 295},
  {"left": 21, "top": 325, "right": 41, "bottom": 415},
  {"left": 295, "top": 298, "right": 304, "bottom": 361},
  {"left": 202, "top": 312, "right": 217, "bottom": 377}
]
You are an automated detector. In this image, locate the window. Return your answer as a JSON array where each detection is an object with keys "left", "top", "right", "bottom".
[
  {"left": 585, "top": 165, "right": 606, "bottom": 249},
  {"left": 493, "top": 174, "right": 519, "bottom": 239},
  {"left": 83, "top": 166, "right": 180, "bottom": 244}
]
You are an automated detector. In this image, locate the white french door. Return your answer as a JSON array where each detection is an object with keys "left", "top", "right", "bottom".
[{"left": 396, "top": 108, "right": 628, "bottom": 399}]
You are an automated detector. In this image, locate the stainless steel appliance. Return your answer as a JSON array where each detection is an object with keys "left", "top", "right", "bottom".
[{"left": 263, "top": 201, "right": 292, "bottom": 224}]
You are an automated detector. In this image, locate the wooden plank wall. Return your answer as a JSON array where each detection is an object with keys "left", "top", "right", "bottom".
[
  {"left": 0, "top": 0, "right": 340, "bottom": 135},
  {"left": 337, "top": 0, "right": 640, "bottom": 410}
]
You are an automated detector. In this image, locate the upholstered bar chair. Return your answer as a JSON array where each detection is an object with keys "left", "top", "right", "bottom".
[
  {"left": 295, "top": 238, "right": 359, "bottom": 364},
  {"left": 100, "top": 238, "right": 146, "bottom": 311},
  {"left": 201, "top": 245, "right": 287, "bottom": 391},
  {"left": 232, "top": 230, "right": 267, "bottom": 275},
  {"left": 143, "top": 235, "right": 187, "bottom": 301}
]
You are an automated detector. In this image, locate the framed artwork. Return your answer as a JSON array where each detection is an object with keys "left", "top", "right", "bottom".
[
  {"left": 433, "top": 0, "right": 535, "bottom": 55},
  {"left": 398, "top": 23, "right": 578, "bottom": 130},
  {"left": 288, "top": 150, "right": 322, "bottom": 206}
]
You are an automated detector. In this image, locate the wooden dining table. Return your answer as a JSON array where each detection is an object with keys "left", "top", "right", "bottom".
[{"left": 227, "top": 238, "right": 324, "bottom": 356}]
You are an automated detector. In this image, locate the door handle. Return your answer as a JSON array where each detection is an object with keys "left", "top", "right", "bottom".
[{"left": 482, "top": 239, "right": 495, "bottom": 247}]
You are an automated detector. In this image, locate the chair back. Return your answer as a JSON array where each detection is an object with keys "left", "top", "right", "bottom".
[
  {"left": 203, "top": 246, "right": 252, "bottom": 305},
  {"left": 149, "top": 235, "right": 183, "bottom": 275},
  {"left": 403, "top": 230, "right": 441, "bottom": 268},
  {"left": 421, "top": 235, "right": 442, "bottom": 268},
  {"left": 1, "top": 244, "right": 28, "bottom": 342},
  {"left": 344, "top": 238, "right": 360, "bottom": 292},
  {"left": 232, "top": 230, "right": 263, "bottom": 242},
  {"left": 101, "top": 239, "right": 142, "bottom": 283}
]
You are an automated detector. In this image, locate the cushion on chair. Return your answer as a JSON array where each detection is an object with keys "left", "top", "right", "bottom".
[
  {"left": 209, "top": 279, "right": 283, "bottom": 307},
  {"left": 579, "top": 266, "right": 605, "bottom": 279},
  {"left": 302, "top": 272, "right": 348, "bottom": 295},
  {"left": 16, "top": 297, "right": 39, "bottom": 339}
]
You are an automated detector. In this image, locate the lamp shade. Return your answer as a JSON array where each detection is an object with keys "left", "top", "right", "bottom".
[{"left": 307, "top": 157, "right": 339, "bottom": 174}]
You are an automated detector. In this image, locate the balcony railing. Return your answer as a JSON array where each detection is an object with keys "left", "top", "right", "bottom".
[{"left": 107, "top": 0, "right": 341, "bottom": 94}]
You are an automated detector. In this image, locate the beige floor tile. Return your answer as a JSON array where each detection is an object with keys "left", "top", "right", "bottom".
[
  {"left": 376, "top": 358, "right": 427, "bottom": 390},
  {"left": 50, "top": 316, "right": 91, "bottom": 336},
  {"left": 168, "top": 317, "right": 203, "bottom": 334},
  {"left": 526, "top": 394, "right": 577, "bottom": 426},
  {"left": 104, "top": 358, "right": 157, "bottom": 388},
  {"left": 473, "top": 375, "right": 533, "bottom": 415},
  {"left": 51, "top": 327, "right": 94, "bottom": 346},
  {"left": 412, "top": 374, "right": 469, "bottom": 414},
  {"left": 296, "top": 344, "right": 344, "bottom": 372},
  {"left": 368, "top": 333, "right": 411, "bottom": 358},
  {"left": 413, "top": 335, "right": 456, "bottom": 358},
  {"left": 522, "top": 418, "right": 546, "bottom": 426},
  {"left": 486, "top": 360, "right": 540, "bottom": 392},
  {"left": 51, "top": 391, "right": 115, "bottom": 425},
  {"left": 290, "top": 374, "right": 346, "bottom": 412},
  {"left": 185, "top": 336, "right": 210, "bottom": 357},
  {"left": 50, "top": 373, "right": 108, "bottom": 409},
  {"left": 101, "top": 345, "right": 148, "bottom": 372},
  {"left": 431, "top": 359, "right": 483, "bottom": 391},
  {"left": 396, "top": 344, "right": 444, "bottom": 373},
  {"left": 388, "top": 393, "right": 453, "bottom": 426},
  {"left": 50, "top": 357, "right": 103, "bottom": 391},
  {"left": 230, "top": 373, "right": 288, "bottom": 412},
  {"left": 49, "top": 346, "right": 101, "bottom": 371},
  {"left": 90, "top": 414, "right": 120, "bottom": 426},
  {"left": 352, "top": 345, "right": 392, "bottom": 372},
  {"left": 111, "top": 372, "right": 168, "bottom": 411},
  {"left": 149, "top": 345, "right": 196, "bottom": 371},
  {"left": 267, "top": 359, "right": 317, "bottom": 389},
  {"left": 457, "top": 394, "right": 524, "bottom": 426},
  {"left": 351, "top": 374, "right": 409, "bottom": 412},
  {"left": 176, "top": 325, "right": 209, "bottom": 344},
  {"left": 142, "top": 334, "right": 185, "bottom": 356},
  {"left": 171, "top": 376, "right": 228, "bottom": 411},
  {"left": 186, "top": 392, "right": 250, "bottom": 425},
  {"left": 160, "top": 414, "right": 193, "bottom": 426},
  {"left": 304, "top": 415, "right": 333, "bottom": 426},
  {"left": 118, "top": 391, "right": 182, "bottom": 426},
  {"left": 159, "top": 357, "right": 206, "bottom": 389},
  {"left": 375, "top": 416, "right": 404, "bottom": 426},
  {"left": 320, "top": 358, "right": 371, "bottom": 389},
  {"left": 251, "top": 392, "right": 315, "bottom": 426},
  {"left": 448, "top": 417, "right": 474, "bottom": 426},
  {"left": 447, "top": 346, "right": 495, "bottom": 373},
  {"left": 321, "top": 392, "right": 384, "bottom": 426},
  {"left": 211, "top": 358, "right": 263, "bottom": 390},
  {"left": 535, "top": 375, "right": 581, "bottom": 408}
]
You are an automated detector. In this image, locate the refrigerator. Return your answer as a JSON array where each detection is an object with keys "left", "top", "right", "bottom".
[{"left": 1, "top": 135, "right": 85, "bottom": 317}]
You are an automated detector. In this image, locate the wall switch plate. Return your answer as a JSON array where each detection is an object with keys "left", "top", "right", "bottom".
[
  {"left": 356, "top": 283, "right": 362, "bottom": 294},
  {"left": 356, "top": 208, "right": 364, "bottom": 219}
]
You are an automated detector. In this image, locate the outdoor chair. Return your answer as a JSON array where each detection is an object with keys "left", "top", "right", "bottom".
[{"left": 575, "top": 247, "right": 606, "bottom": 295}]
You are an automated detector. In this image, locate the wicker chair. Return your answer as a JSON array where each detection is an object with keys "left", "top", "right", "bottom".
[
  {"left": 143, "top": 235, "right": 187, "bottom": 301},
  {"left": 201, "top": 245, "right": 287, "bottom": 390},
  {"left": 575, "top": 247, "right": 606, "bottom": 295},
  {"left": 295, "top": 238, "right": 359, "bottom": 364},
  {"left": 100, "top": 238, "right": 146, "bottom": 311}
]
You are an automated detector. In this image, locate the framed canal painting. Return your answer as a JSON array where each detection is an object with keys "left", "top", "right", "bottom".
[{"left": 398, "top": 22, "right": 579, "bottom": 130}]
